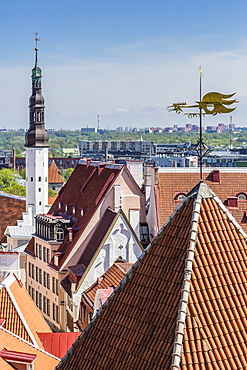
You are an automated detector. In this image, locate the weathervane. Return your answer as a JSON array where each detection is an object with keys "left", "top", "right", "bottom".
[
  {"left": 167, "top": 67, "right": 238, "bottom": 180},
  {"left": 35, "top": 32, "right": 40, "bottom": 49}
]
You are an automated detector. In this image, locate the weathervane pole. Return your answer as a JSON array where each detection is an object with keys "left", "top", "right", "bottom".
[
  {"left": 167, "top": 72, "right": 237, "bottom": 180},
  {"left": 199, "top": 66, "right": 203, "bottom": 181}
]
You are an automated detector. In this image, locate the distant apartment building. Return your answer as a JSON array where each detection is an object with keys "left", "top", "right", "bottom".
[
  {"left": 79, "top": 140, "right": 154, "bottom": 160},
  {"left": 153, "top": 142, "right": 191, "bottom": 153},
  {"left": 81, "top": 127, "right": 98, "bottom": 133}
]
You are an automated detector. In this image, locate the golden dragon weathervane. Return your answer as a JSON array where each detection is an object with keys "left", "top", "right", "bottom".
[
  {"left": 167, "top": 67, "right": 238, "bottom": 180},
  {"left": 167, "top": 91, "right": 237, "bottom": 117}
]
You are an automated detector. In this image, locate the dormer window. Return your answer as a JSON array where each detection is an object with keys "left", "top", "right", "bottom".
[
  {"left": 81, "top": 208, "right": 84, "bottom": 216},
  {"left": 56, "top": 228, "right": 64, "bottom": 241},
  {"left": 65, "top": 204, "right": 68, "bottom": 212},
  {"left": 174, "top": 193, "right": 187, "bottom": 201},
  {"left": 58, "top": 202, "right": 61, "bottom": 209},
  {"left": 237, "top": 193, "right": 247, "bottom": 200}
]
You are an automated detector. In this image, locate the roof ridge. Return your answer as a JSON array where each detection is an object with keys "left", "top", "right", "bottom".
[
  {"left": 4, "top": 279, "right": 39, "bottom": 347},
  {"left": 170, "top": 192, "right": 202, "bottom": 370}
]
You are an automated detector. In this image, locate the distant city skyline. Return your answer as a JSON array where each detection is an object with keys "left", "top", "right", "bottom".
[{"left": 1, "top": 0, "right": 247, "bottom": 129}]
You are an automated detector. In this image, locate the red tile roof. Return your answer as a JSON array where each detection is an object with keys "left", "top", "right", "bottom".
[
  {"left": 37, "top": 333, "right": 81, "bottom": 359},
  {"left": 48, "top": 160, "right": 64, "bottom": 184},
  {"left": 157, "top": 168, "right": 247, "bottom": 232},
  {"left": 0, "top": 285, "right": 31, "bottom": 343},
  {"left": 56, "top": 181, "right": 247, "bottom": 370},
  {"left": 0, "top": 273, "right": 52, "bottom": 348},
  {"left": 83, "top": 262, "right": 132, "bottom": 305},
  {"left": 0, "top": 194, "right": 26, "bottom": 243},
  {"left": 27, "top": 162, "right": 124, "bottom": 269}
]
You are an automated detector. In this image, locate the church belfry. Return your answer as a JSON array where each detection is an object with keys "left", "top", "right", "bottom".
[{"left": 25, "top": 35, "right": 49, "bottom": 224}]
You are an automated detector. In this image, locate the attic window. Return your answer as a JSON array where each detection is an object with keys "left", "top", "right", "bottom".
[
  {"left": 80, "top": 208, "right": 84, "bottom": 216},
  {"left": 237, "top": 193, "right": 247, "bottom": 200},
  {"left": 58, "top": 202, "right": 61, "bottom": 209},
  {"left": 174, "top": 193, "right": 186, "bottom": 201},
  {"left": 65, "top": 204, "right": 68, "bottom": 212}
]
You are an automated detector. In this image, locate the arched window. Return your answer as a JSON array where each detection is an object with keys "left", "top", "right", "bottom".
[
  {"left": 237, "top": 193, "right": 247, "bottom": 200},
  {"left": 56, "top": 228, "right": 64, "bottom": 241},
  {"left": 174, "top": 193, "right": 187, "bottom": 201}
]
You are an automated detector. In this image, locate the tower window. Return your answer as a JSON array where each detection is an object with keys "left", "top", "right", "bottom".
[
  {"left": 39, "top": 201, "right": 42, "bottom": 205},
  {"left": 39, "top": 188, "right": 41, "bottom": 192},
  {"left": 38, "top": 176, "right": 41, "bottom": 181},
  {"left": 31, "top": 177, "right": 33, "bottom": 182}
]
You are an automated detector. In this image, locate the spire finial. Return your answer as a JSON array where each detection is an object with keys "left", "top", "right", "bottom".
[
  {"left": 35, "top": 32, "right": 40, "bottom": 50},
  {"left": 34, "top": 33, "right": 40, "bottom": 66}
]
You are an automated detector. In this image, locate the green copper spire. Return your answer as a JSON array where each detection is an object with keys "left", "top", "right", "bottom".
[
  {"left": 32, "top": 33, "right": 42, "bottom": 82},
  {"left": 32, "top": 47, "right": 42, "bottom": 82}
]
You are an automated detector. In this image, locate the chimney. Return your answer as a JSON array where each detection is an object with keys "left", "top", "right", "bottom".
[
  {"left": 98, "top": 163, "right": 106, "bottom": 176},
  {"left": 212, "top": 170, "right": 220, "bottom": 183},
  {"left": 143, "top": 162, "right": 153, "bottom": 205},
  {"left": 67, "top": 228, "right": 73, "bottom": 242},
  {"left": 86, "top": 159, "right": 91, "bottom": 168}
]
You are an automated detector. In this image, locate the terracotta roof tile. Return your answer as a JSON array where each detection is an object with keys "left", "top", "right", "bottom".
[
  {"left": 0, "top": 274, "right": 52, "bottom": 348},
  {"left": 0, "top": 286, "right": 31, "bottom": 343},
  {"left": 0, "top": 194, "right": 26, "bottom": 243},
  {"left": 157, "top": 169, "right": 247, "bottom": 233},
  {"left": 48, "top": 160, "right": 64, "bottom": 184},
  {"left": 56, "top": 181, "right": 247, "bottom": 369},
  {"left": 83, "top": 263, "right": 131, "bottom": 304}
]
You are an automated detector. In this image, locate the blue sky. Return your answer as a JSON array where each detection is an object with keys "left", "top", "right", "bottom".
[{"left": 1, "top": 0, "right": 247, "bottom": 129}]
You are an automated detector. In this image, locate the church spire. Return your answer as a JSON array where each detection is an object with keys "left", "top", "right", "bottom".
[{"left": 25, "top": 34, "right": 49, "bottom": 148}]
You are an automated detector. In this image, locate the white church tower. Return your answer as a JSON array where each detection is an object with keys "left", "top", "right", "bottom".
[{"left": 25, "top": 39, "right": 49, "bottom": 225}]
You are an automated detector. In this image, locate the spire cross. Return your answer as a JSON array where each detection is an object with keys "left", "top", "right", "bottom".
[{"left": 35, "top": 33, "right": 40, "bottom": 49}]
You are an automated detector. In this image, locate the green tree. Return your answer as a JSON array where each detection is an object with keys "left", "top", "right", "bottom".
[
  {"left": 3, "top": 184, "right": 26, "bottom": 197},
  {"left": 48, "top": 188, "right": 57, "bottom": 197},
  {"left": 19, "top": 168, "right": 26, "bottom": 180},
  {"left": 63, "top": 168, "right": 74, "bottom": 181},
  {"left": 0, "top": 169, "right": 18, "bottom": 189}
]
